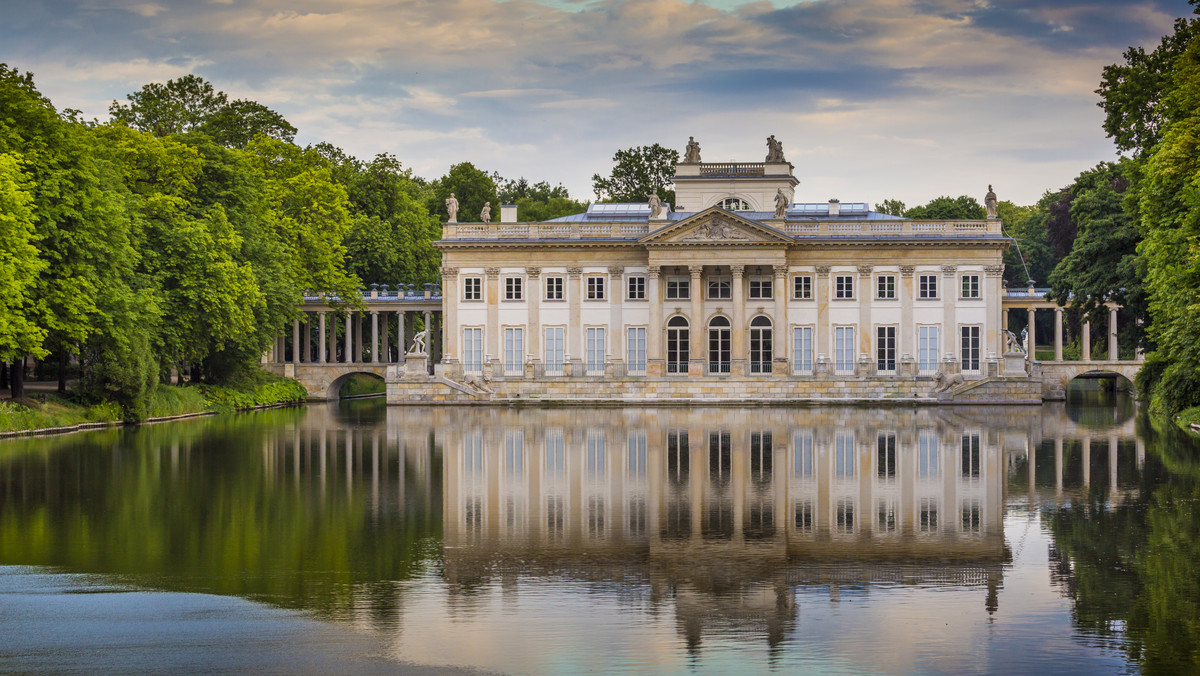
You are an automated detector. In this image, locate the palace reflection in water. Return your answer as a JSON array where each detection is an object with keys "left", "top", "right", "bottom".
[{"left": 0, "top": 396, "right": 1175, "bottom": 674}]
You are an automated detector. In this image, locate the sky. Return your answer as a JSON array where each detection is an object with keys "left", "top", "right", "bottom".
[{"left": 0, "top": 0, "right": 1193, "bottom": 207}]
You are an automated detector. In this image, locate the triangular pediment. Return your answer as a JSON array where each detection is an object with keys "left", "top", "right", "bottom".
[{"left": 641, "top": 207, "right": 792, "bottom": 245}]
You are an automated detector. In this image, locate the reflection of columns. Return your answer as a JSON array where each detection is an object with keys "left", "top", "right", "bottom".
[
  {"left": 1082, "top": 322, "right": 1091, "bottom": 362},
  {"left": 689, "top": 265, "right": 704, "bottom": 375},
  {"left": 774, "top": 265, "right": 788, "bottom": 367},
  {"left": 1054, "top": 308, "right": 1063, "bottom": 361},
  {"left": 816, "top": 266, "right": 831, "bottom": 359},
  {"left": 318, "top": 312, "right": 327, "bottom": 363},
  {"left": 1082, "top": 436, "right": 1091, "bottom": 486},
  {"left": 731, "top": 265, "right": 746, "bottom": 375},
  {"left": 1109, "top": 306, "right": 1119, "bottom": 360},
  {"left": 1027, "top": 438, "right": 1036, "bottom": 502},
  {"left": 1109, "top": 435, "right": 1118, "bottom": 494},
  {"left": 370, "top": 311, "right": 379, "bottom": 363},
  {"left": 527, "top": 267, "right": 541, "bottom": 367},
  {"left": 1136, "top": 437, "right": 1145, "bottom": 467},
  {"left": 1054, "top": 436, "right": 1063, "bottom": 497},
  {"left": 344, "top": 311, "right": 354, "bottom": 363},
  {"left": 647, "top": 267, "right": 662, "bottom": 374},
  {"left": 292, "top": 319, "right": 300, "bottom": 364}
]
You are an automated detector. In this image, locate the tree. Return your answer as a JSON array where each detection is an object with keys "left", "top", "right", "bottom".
[
  {"left": 429, "top": 162, "right": 498, "bottom": 223},
  {"left": 0, "top": 153, "right": 48, "bottom": 367},
  {"left": 498, "top": 176, "right": 587, "bottom": 221},
  {"left": 345, "top": 153, "right": 441, "bottom": 285},
  {"left": 200, "top": 99, "right": 297, "bottom": 148},
  {"left": 591, "top": 143, "right": 679, "bottom": 205},
  {"left": 903, "top": 195, "right": 985, "bottom": 220},
  {"left": 873, "top": 199, "right": 905, "bottom": 216}
]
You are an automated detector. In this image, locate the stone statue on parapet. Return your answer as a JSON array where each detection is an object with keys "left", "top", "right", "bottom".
[
  {"left": 408, "top": 329, "right": 428, "bottom": 355},
  {"left": 480, "top": 202, "right": 491, "bottom": 224},
  {"left": 445, "top": 193, "right": 459, "bottom": 223},
  {"left": 985, "top": 185, "right": 998, "bottom": 219},
  {"left": 1004, "top": 329, "right": 1024, "bottom": 354},
  {"left": 774, "top": 188, "right": 789, "bottom": 218},
  {"left": 647, "top": 193, "right": 663, "bottom": 218},
  {"left": 684, "top": 136, "right": 701, "bottom": 163},
  {"left": 766, "top": 135, "right": 785, "bottom": 163}
]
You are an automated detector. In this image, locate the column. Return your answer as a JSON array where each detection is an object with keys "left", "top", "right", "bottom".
[
  {"left": 424, "top": 310, "right": 432, "bottom": 356},
  {"left": 941, "top": 265, "right": 957, "bottom": 363},
  {"left": 344, "top": 311, "right": 354, "bottom": 364},
  {"left": 527, "top": 267, "right": 541, "bottom": 368},
  {"left": 857, "top": 265, "right": 872, "bottom": 362},
  {"left": 1027, "top": 439, "right": 1036, "bottom": 504},
  {"left": 647, "top": 267, "right": 663, "bottom": 376},
  {"left": 1082, "top": 436, "right": 1091, "bottom": 485},
  {"left": 815, "top": 265, "right": 830, "bottom": 361},
  {"left": 354, "top": 311, "right": 362, "bottom": 362},
  {"left": 329, "top": 312, "right": 338, "bottom": 363},
  {"left": 441, "top": 267, "right": 459, "bottom": 366},
  {"left": 774, "top": 265, "right": 788, "bottom": 373},
  {"left": 292, "top": 318, "right": 300, "bottom": 364},
  {"left": 609, "top": 267, "right": 624, "bottom": 369},
  {"left": 319, "top": 311, "right": 327, "bottom": 364},
  {"left": 486, "top": 267, "right": 500, "bottom": 370},
  {"left": 730, "top": 265, "right": 746, "bottom": 376},
  {"left": 370, "top": 311, "right": 379, "bottom": 363},
  {"left": 900, "top": 266, "right": 915, "bottom": 363},
  {"left": 1082, "top": 321, "right": 1091, "bottom": 362},
  {"left": 689, "top": 265, "right": 704, "bottom": 376},
  {"left": 568, "top": 267, "right": 583, "bottom": 372},
  {"left": 301, "top": 314, "right": 310, "bottom": 363},
  {"left": 1027, "top": 307, "right": 1036, "bottom": 360},
  {"left": 985, "top": 265, "right": 1004, "bottom": 359},
  {"left": 1054, "top": 307, "right": 1063, "bottom": 361},
  {"left": 1109, "top": 306, "right": 1119, "bottom": 361},
  {"left": 1054, "top": 436, "right": 1063, "bottom": 497},
  {"left": 1109, "top": 435, "right": 1118, "bottom": 494}
]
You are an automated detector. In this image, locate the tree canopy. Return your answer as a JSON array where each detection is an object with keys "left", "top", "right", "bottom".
[{"left": 591, "top": 143, "right": 679, "bottom": 206}]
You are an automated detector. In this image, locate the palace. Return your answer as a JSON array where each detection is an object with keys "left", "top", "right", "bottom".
[{"left": 429, "top": 140, "right": 1019, "bottom": 402}]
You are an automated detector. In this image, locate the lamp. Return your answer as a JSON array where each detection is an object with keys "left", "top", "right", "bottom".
[{"left": 755, "top": 266, "right": 762, "bottom": 275}]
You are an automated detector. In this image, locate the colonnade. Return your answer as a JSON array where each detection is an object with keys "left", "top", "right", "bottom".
[
  {"left": 1002, "top": 303, "right": 1129, "bottom": 362},
  {"left": 269, "top": 308, "right": 443, "bottom": 365}
]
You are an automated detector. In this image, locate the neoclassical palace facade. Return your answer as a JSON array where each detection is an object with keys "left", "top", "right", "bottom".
[{"left": 432, "top": 149, "right": 1009, "bottom": 398}]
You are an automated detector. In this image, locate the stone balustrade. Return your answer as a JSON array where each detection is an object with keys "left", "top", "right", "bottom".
[{"left": 441, "top": 219, "right": 1002, "bottom": 240}]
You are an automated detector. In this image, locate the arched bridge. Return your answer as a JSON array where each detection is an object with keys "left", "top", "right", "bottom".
[{"left": 1037, "top": 361, "right": 1142, "bottom": 400}]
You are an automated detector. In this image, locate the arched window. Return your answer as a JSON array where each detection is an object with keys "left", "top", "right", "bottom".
[
  {"left": 749, "top": 316, "right": 773, "bottom": 374},
  {"left": 709, "top": 316, "right": 731, "bottom": 374},
  {"left": 718, "top": 197, "right": 750, "bottom": 211},
  {"left": 666, "top": 316, "right": 689, "bottom": 374}
]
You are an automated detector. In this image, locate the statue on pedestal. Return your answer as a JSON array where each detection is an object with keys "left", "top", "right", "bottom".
[
  {"left": 647, "top": 193, "right": 663, "bottom": 218},
  {"left": 985, "top": 185, "right": 998, "bottom": 219},
  {"left": 408, "top": 329, "right": 428, "bottom": 355},
  {"left": 774, "top": 188, "right": 789, "bottom": 218},
  {"left": 480, "top": 202, "right": 491, "bottom": 224},
  {"left": 766, "top": 135, "right": 786, "bottom": 163},
  {"left": 445, "top": 193, "right": 459, "bottom": 223},
  {"left": 684, "top": 136, "right": 701, "bottom": 163}
]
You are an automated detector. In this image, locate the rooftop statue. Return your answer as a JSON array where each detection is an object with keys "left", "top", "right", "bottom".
[
  {"left": 647, "top": 193, "right": 663, "bottom": 219},
  {"left": 766, "top": 135, "right": 786, "bottom": 163},
  {"left": 445, "top": 193, "right": 459, "bottom": 223},
  {"left": 684, "top": 136, "right": 701, "bottom": 163},
  {"left": 985, "top": 185, "right": 998, "bottom": 219},
  {"left": 480, "top": 202, "right": 491, "bottom": 224},
  {"left": 774, "top": 188, "right": 789, "bottom": 218}
]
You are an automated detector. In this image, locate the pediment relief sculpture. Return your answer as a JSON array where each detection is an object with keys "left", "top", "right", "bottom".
[{"left": 679, "top": 219, "right": 752, "bottom": 242}]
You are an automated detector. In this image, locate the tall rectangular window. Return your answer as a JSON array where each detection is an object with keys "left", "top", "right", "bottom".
[
  {"left": 504, "top": 277, "right": 523, "bottom": 301},
  {"left": 919, "top": 431, "right": 939, "bottom": 478},
  {"left": 793, "top": 432, "right": 814, "bottom": 477},
  {"left": 835, "top": 275, "right": 854, "bottom": 299},
  {"left": 462, "top": 327, "right": 483, "bottom": 374},
  {"left": 750, "top": 431, "right": 772, "bottom": 483},
  {"left": 626, "top": 327, "right": 646, "bottom": 375},
  {"left": 627, "top": 431, "right": 647, "bottom": 477},
  {"left": 961, "top": 274, "right": 981, "bottom": 299},
  {"left": 793, "top": 275, "right": 813, "bottom": 300},
  {"left": 961, "top": 434, "right": 981, "bottom": 478},
  {"left": 545, "top": 430, "right": 564, "bottom": 476},
  {"left": 665, "top": 276, "right": 689, "bottom": 300},
  {"left": 586, "top": 327, "right": 606, "bottom": 374},
  {"left": 708, "top": 275, "right": 731, "bottom": 299},
  {"left": 748, "top": 276, "right": 773, "bottom": 299},
  {"left": 586, "top": 276, "right": 605, "bottom": 300},
  {"left": 834, "top": 326, "right": 855, "bottom": 372},
  {"left": 792, "top": 326, "right": 813, "bottom": 372},
  {"left": 876, "top": 326, "right": 897, "bottom": 372},
  {"left": 545, "top": 276, "right": 564, "bottom": 301},
  {"left": 626, "top": 276, "right": 645, "bottom": 300},
  {"left": 463, "top": 277, "right": 482, "bottom": 301},
  {"left": 919, "top": 274, "right": 938, "bottom": 299},
  {"left": 876, "top": 275, "right": 896, "bottom": 300},
  {"left": 503, "top": 327, "right": 524, "bottom": 375},
  {"left": 544, "top": 326, "right": 564, "bottom": 374},
  {"left": 918, "top": 326, "right": 939, "bottom": 373},
  {"left": 877, "top": 433, "right": 896, "bottom": 479},
  {"left": 587, "top": 431, "right": 606, "bottom": 477},
  {"left": 961, "top": 325, "right": 981, "bottom": 371}
]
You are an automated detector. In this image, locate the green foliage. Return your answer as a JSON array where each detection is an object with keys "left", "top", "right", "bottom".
[
  {"left": 1176, "top": 405, "right": 1200, "bottom": 433},
  {"left": 499, "top": 176, "right": 588, "bottom": 222},
  {"left": 200, "top": 372, "right": 308, "bottom": 413},
  {"left": 902, "top": 195, "right": 985, "bottom": 220},
  {"left": 999, "top": 197, "right": 1055, "bottom": 288},
  {"left": 146, "top": 384, "right": 207, "bottom": 418},
  {"left": 200, "top": 99, "right": 297, "bottom": 149},
  {"left": 0, "top": 153, "right": 47, "bottom": 361},
  {"left": 338, "top": 373, "right": 386, "bottom": 397},
  {"left": 591, "top": 143, "right": 679, "bottom": 205},
  {"left": 428, "top": 161, "right": 498, "bottom": 223},
  {"left": 873, "top": 199, "right": 905, "bottom": 216},
  {"left": 344, "top": 153, "right": 441, "bottom": 285}
]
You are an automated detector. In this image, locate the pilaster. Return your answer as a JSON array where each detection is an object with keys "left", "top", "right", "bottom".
[
  {"left": 941, "top": 265, "right": 957, "bottom": 364},
  {"left": 527, "top": 267, "right": 542, "bottom": 367},
  {"left": 689, "top": 265, "right": 704, "bottom": 376},
  {"left": 441, "top": 267, "right": 459, "bottom": 363},
  {"left": 773, "top": 265, "right": 789, "bottom": 373},
  {"left": 816, "top": 265, "right": 831, "bottom": 361},
  {"left": 857, "top": 265, "right": 872, "bottom": 360},
  {"left": 568, "top": 266, "right": 583, "bottom": 373},
  {"left": 486, "top": 267, "right": 500, "bottom": 370},
  {"left": 730, "top": 265, "right": 746, "bottom": 376},
  {"left": 900, "top": 266, "right": 915, "bottom": 364},
  {"left": 647, "top": 267, "right": 663, "bottom": 376}
]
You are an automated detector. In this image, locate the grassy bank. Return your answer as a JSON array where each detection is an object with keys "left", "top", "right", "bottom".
[
  {"left": 1, "top": 371, "right": 308, "bottom": 434},
  {"left": 1176, "top": 406, "right": 1200, "bottom": 436}
]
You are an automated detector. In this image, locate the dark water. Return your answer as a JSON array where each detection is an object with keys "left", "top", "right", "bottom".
[{"left": 1, "top": 391, "right": 1198, "bottom": 674}]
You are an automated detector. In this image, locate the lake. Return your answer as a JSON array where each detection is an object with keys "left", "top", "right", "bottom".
[{"left": 2, "top": 392, "right": 1197, "bottom": 674}]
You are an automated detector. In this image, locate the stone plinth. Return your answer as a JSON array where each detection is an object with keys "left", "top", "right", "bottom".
[
  {"left": 405, "top": 353, "right": 429, "bottom": 377},
  {"left": 1002, "top": 352, "right": 1026, "bottom": 376}
]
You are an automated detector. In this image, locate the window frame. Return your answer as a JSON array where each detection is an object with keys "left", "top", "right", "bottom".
[
  {"left": 707, "top": 275, "right": 731, "bottom": 300},
  {"left": 544, "top": 276, "right": 564, "bottom": 301},
  {"left": 876, "top": 325, "right": 897, "bottom": 373},
  {"left": 834, "top": 275, "right": 854, "bottom": 300},
  {"left": 626, "top": 275, "right": 646, "bottom": 301},
  {"left": 463, "top": 276, "right": 483, "bottom": 302},
  {"left": 793, "top": 275, "right": 813, "bottom": 300},
  {"left": 504, "top": 276, "right": 523, "bottom": 301},
  {"left": 543, "top": 326, "right": 565, "bottom": 375},
  {"left": 961, "top": 274, "right": 981, "bottom": 299},
  {"left": 792, "top": 325, "right": 813, "bottom": 373},
  {"left": 585, "top": 275, "right": 606, "bottom": 301},
  {"left": 876, "top": 274, "right": 896, "bottom": 300},
  {"left": 626, "top": 327, "right": 647, "bottom": 375},
  {"left": 918, "top": 274, "right": 939, "bottom": 300},
  {"left": 665, "top": 276, "right": 690, "bottom": 300}
]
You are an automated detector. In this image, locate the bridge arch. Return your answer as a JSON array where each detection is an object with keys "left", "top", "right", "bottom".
[
  {"left": 327, "top": 370, "right": 386, "bottom": 400},
  {"left": 1039, "top": 361, "right": 1142, "bottom": 401}
]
